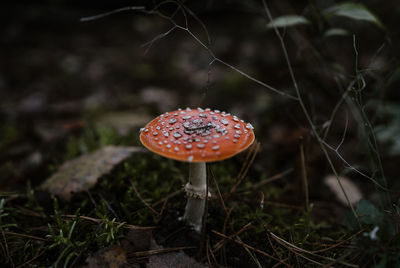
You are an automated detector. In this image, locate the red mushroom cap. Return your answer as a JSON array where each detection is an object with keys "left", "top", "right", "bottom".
[{"left": 140, "top": 108, "right": 255, "bottom": 163}]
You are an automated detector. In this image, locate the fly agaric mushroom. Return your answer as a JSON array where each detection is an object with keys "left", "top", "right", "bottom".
[{"left": 140, "top": 107, "right": 255, "bottom": 232}]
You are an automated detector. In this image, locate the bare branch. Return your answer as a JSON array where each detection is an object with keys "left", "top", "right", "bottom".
[{"left": 80, "top": 6, "right": 145, "bottom": 22}]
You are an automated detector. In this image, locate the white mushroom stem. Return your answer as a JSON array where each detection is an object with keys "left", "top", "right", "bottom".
[{"left": 183, "top": 162, "right": 209, "bottom": 232}]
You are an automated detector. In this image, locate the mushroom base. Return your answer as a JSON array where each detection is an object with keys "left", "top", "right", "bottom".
[{"left": 183, "top": 197, "right": 205, "bottom": 233}]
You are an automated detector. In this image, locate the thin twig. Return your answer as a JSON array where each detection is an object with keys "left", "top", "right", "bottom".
[
  {"left": 266, "top": 231, "right": 284, "bottom": 264},
  {"left": 249, "top": 168, "right": 293, "bottom": 190},
  {"left": 3, "top": 231, "right": 47, "bottom": 241},
  {"left": 322, "top": 82, "right": 353, "bottom": 140},
  {"left": 99, "top": 193, "right": 120, "bottom": 222},
  {"left": 157, "top": 226, "right": 186, "bottom": 245},
  {"left": 69, "top": 218, "right": 104, "bottom": 267},
  {"left": 266, "top": 228, "right": 358, "bottom": 267},
  {"left": 299, "top": 137, "right": 309, "bottom": 209},
  {"left": 209, "top": 164, "right": 231, "bottom": 266},
  {"left": 214, "top": 58, "right": 298, "bottom": 100},
  {"left": 182, "top": 5, "right": 211, "bottom": 46},
  {"left": 219, "top": 206, "right": 234, "bottom": 265},
  {"left": 321, "top": 139, "right": 389, "bottom": 191},
  {"left": 262, "top": 201, "right": 303, "bottom": 210},
  {"left": 80, "top": 6, "right": 145, "bottom": 22},
  {"left": 239, "top": 141, "right": 260, "bottom": 180},
  {"left": 206, "top": 237, "right": 212, "bottom": 267},
  {"left": 16, "top": 246, "right": 46, "bottom": 268},
  {"left": 272, "top": 257, "right": 291, "bottom": 268},
  {"left": 243, "top": 238, "right": 263, "bottom": 268},
  {"left": 237, "top": 140, "right": 256, "bottom": 179},
  {"left": 142, "top": 25, "right": 178, "bottom": 55},
  {"left": 225, "top": 141, "right": 260, "bottom": 201},
  {"left": 209, "top": 165, "right": 228, "bottom": 213},
  {"left": 14, "top": 205, "right": 45, "bottom": 218},
  {"left": 128, "top": 246, "right": 196, "bottom": 257},
  {"left": 86, "top": 190, "right": 97, "bottom": 208},
  {"left": 214, "top": 222, "right": 263, "bottom": 268},
  {"left": 213, "top": 222, "right": 252, "bottom": 253},
  {"left": 311, "top": 230, "right": 363, "bottom": 254},
  {"left": 268, "top": 229, "right": 322, "bottom": 267},
  {"left": 0, "top": 227, "right": 11, "bottom": 265},
  {"left": 0, "top": 239, "right": 6, "bottom": 263},
  {"left": 158, "top": 196, "right": 169, "bottom": 219},
  {"left": 290, "top": 232, "right": 301, "bottom": 268},
  {"left": 212, "top": 230, "right": 290, "bottom": 266},
  {"left": 336, "top": 112, "right": 349, "bottom": 151},
  {"left": 152, "top": 189, "right": 182, "bottom": 208},
  {"left": 130, "top": 179, "right": 160, "bottom": 218},
  {"left": 62, "top": 215, "right": 157, "bottom": 230},
  {"left": 207, "top": 237, "right": 217, "bottom": 267}
]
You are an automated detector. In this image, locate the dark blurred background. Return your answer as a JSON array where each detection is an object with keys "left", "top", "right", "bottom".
[{"left": 1, "top": 0, "right": 400, "bottom": 202}]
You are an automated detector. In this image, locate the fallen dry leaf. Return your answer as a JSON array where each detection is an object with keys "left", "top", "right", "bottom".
[
  {"left": 41, "top": 146, "right": 145, "bottom": 201},
  {"left": 85, "top": 245, "right": 128, "bottom": 268},
  {"left": 324, "top": 175, "right": 363, "bottom": 206}
]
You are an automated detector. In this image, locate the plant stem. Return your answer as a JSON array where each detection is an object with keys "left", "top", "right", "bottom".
[{"left": 299, "top": 138, "right": 309, "bottom": 209}]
